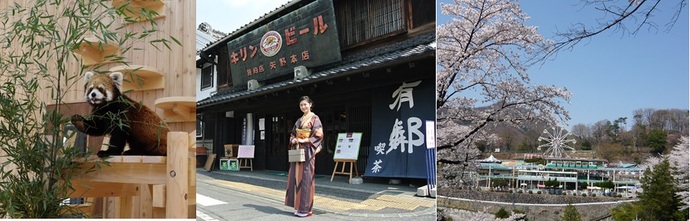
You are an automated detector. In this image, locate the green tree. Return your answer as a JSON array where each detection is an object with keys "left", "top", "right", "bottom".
[
  {"left": 647, "top": 129, "right": 667, "bottom": 154},
  {"left": 610, "top": 202, "right": 643, "bottom": 221},
  {"left": 578, "top": 182, "right": 588, "bottom": 190},
  {"left": 639, "top": 159, "right": 683, "bottom": 220},
  {"left": 594, "top": 180, "right": 614, "bottom": 190},
  {"left": 495, "top": 207, "right": 510, "bottom": 219},
  {"left": 493, "top": 178, "right": 508, "bottom": 188},
  {"left": 545, "top": 178, "right": 560, "bottom": 189},
  {"left": 579, "top": 139, "right": 592, "bottom": 150},
  {"left": 561, "top": 203, "right": 582, "bottom": 221}
]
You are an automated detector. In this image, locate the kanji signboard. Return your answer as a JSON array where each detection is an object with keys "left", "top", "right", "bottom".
[
  {"left": 364, "top": 80, "right": 435, "bottom": 179},
  {"left": 227, "top": 0, "right": 341, "bottom": 86}
]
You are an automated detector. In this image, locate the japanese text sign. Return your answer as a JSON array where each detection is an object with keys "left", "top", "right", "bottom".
[
  {"left": 333, "top": 132, "right": 363, "bottom": 160},
  {"left": 365, "top": 80, "right": 435, "bottom": 179},
  {"left": 227, "top": 0, "right": 341, "bottom": 87}
]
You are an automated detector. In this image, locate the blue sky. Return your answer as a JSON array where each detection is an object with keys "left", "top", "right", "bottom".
[
  {"left": 198, "top": 1, "right": 689, "bottom": 129},
  {"left": 196, "top": 0, "right": 291, "bottom": 35},
  {"left": 438, "top": 0, "right": 689, "bottom": 129}
]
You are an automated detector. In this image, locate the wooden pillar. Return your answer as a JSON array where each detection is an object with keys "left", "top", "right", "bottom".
[{"left": 166, "top": 131, "right": 189, "bottom": 218}]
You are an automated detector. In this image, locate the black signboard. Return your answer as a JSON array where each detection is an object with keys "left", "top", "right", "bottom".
[
  {"left": 364, "top": 80, "right": 435, "bottom": 179},
  {"left": 227, "top": 0, "right": 341, "bottom": 87}
]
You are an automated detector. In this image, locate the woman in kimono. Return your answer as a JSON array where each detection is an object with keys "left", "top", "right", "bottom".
[{"left": 285, "top": 96, "right": 323, "bottom": 217}]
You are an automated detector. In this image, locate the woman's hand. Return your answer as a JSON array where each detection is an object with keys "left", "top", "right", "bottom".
[
  {"left": 297, "top": 138, "right": 309, "bottom": 144},
  {"left": 290, "top": 138, "right": 298, "bottom": 145}
]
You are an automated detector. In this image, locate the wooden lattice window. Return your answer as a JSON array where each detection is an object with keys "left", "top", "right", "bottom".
[
  {"left": 335, "top": 0, "right": 405, "bottom": 48},
  {"left": 201, "top": 64, "right": 214, "bottom": 89}
]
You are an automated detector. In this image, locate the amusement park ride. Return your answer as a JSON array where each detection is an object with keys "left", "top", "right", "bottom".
[{"left": 537, "top": 126, "right": 577, "bottom": 158}]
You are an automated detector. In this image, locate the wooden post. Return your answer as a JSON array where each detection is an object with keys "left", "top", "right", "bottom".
[
  {"left": 166, "top": 131, "right": 189, "bottom": 218},
  {"left": 187, "top": 131, "right": 197, "bottom": 218}
]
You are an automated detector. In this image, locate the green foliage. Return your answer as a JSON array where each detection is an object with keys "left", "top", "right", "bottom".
[
  {"left": 578, "top": 182, "right": 588, "bottom": 190},
  {"left": 647, "top": 129, "right": 667, "bottom": 154},
  {"left": 517, "top": 141, "right": 531, "bottom": 152},
  {"left": 578, "top": 139, "right": 592, "bottom": 150},
  {"left": 594, "top": 180, "right": 614, "bottom": 189},
  {"left": 495, "top": 207, "right": 510, "bottom": 219},
  {"left": 524, "top": 157, "right": 546, "bottom": 165},
  {"left": 492, "top": 178, "right": 508, "bottom": 187},
  {"left": 0, "top": 0, "right": 178, "bottom": 218},
  {"left": 638, "top": 159, "right": 684, "bottom": 220},
  {"left": 545, "top": 178, "right": 560, "bottom": 189},
  {"left": 610, "top": 202, "right": 643, "bottom": 221},
  {"left": 561, "top": 203, "right": 582, "bottom": 221}
]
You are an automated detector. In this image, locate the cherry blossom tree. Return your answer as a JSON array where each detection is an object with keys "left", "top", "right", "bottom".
[
  {"left": 669, "top": 136, "right": 689, "bottom": 210},
  {"left": 437, "top": 0, "right": 570, "bottom": 185},
  {"left": 641, "top": 136, "right": 689, "bottom": 210}
]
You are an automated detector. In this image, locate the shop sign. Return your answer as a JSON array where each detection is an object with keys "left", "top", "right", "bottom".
[
  {"left": 227, "top": 0, "right": 341, "bottom": 87},
  {"left": 365, "top": 80, "right": 435, "bottom": 179}
]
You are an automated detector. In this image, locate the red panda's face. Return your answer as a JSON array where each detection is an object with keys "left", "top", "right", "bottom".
[{"left": 83, "top": 72, "right": 123, "bottom": 105}]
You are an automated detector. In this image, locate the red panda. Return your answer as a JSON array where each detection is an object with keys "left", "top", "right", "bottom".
[{"left": 70, "top": 71, "right": 168, "bottom": 157}]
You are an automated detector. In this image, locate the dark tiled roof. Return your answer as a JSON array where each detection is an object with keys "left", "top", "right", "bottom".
[{"left": 197, "top": 33, "right": 436, "bottom": 109}]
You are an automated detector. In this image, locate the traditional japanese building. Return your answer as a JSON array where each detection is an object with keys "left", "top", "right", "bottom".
[{"left": 196, "top": 0, "right": 435, "bottom": 179}]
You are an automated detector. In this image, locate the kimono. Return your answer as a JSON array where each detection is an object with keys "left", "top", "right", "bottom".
[{"left": 284, "top": 112, "right": 323, "bottom": 214}]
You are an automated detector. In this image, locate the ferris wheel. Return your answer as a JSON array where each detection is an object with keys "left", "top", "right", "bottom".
[{"left": 537, "top": 126, "right": 577, "bottom": 158}]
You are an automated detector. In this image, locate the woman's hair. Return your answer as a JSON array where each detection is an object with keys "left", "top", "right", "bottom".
[{"left": 299, "top": 96, "right": 313, "bottom": 104}]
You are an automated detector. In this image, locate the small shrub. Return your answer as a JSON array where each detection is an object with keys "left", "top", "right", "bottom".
[
  {"left": 517, "top": 190, "right": 523, "bottom": 194},
  {"left": 495, "top": 207, "right": 510, "bottom": 219},
  {"left": 591, "top": 193, "right": 596, "bottom": 197},
  {"left": 537, "top": 191, "right": 542, "bottom": 194},
  {"left": 582, "top": 193, "right": 587, "bottom": 197},
  {"left": 528, "top": 190, "right": 533, "bottom": 194},
  {"left": 573, "top": 193, "right": 577, "bottom": 196}
]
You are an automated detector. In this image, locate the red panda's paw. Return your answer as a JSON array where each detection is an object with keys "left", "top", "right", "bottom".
[
  {"left": 70, "top": 114, "right": 85, "bottom": 130},
  {"left": 96, "top": 150, "right": 112, "bottom": 158}
]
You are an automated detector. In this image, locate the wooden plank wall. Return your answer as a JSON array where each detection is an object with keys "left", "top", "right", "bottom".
[
  {"left": 1, "top": 0, "right": 196, "bottom": 133},
  {"left": 0, "top": 1, "right": 196, "bottom": 218}
]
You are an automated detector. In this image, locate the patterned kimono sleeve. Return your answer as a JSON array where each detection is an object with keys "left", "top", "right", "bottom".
[
  {"left": 289, "top": 119, "right": 298, "bottom": 149},
  {"left": 309, "top": 115, "right": 323, "bottom": 149}
]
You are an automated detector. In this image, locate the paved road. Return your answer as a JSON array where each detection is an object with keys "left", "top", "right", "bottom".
[{"left": 195, "top": 170, "right": 436, "bottom": 221}]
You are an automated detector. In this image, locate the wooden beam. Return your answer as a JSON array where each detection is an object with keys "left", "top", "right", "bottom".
[
  {"left": 67, "top": 181, "right": 141, "bottom": 198},
  {"left": 71, "top": 162, "right": 167, "bottom": 185}
]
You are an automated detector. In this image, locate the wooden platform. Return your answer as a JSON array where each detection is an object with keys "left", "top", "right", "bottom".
[{"left": 66, "top": 131, "right": 196, "bottom": 218}]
